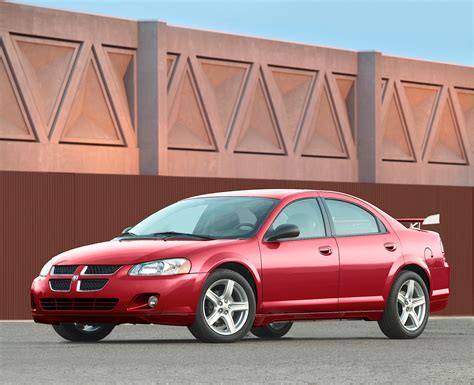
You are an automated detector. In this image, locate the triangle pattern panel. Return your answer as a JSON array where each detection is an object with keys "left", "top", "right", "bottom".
[
  {"left": 428, "top": 96, "right": 466, "bottom": 164},
  {"left": 106, "top": 49, "right": 135, "bottom": 130},
  {"left": 456, "top": 90, "right": 474, "bottom": 149},
  {"left": 403, "top": 83, "right": 439, "bottom": 145},
  {"left": 381, "top": 90, "right": 414, "bottom": 161},
  {"left": 167, "top": 54, "right": 179, "bottom": 89},
  {"left": 302, "top": 80, "right": 347, "bottom": 158},
  {"left": 270, "top": 67, "right": 314, "bottom": 142},
  {"left": 61, "top": 52, "right": 124, "bottom": 145},
  {"left": 168, "top": 67, "right": 216, "bottom": 150},
  {"left": 234, "top": 76, "right": 285, "bottom": 154},
  {"left": 335, "top": 75, "right": 356, "bottom": 141},
  {"left": 0, "top": 42, "right": 35, "bottom": 140},
  {"left": 199, "top": 59, "right": 248, "bottom": 139},
  {"left": 381, "top": 78, "right": 389, "bottom": 101},
  {"left": 13, "top": 37, "right": 78, "bottom": 134}
]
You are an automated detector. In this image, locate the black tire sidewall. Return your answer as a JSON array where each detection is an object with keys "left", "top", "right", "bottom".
[
  {"left": 191, "top": 269, "right": 256, "bottom": 343},
  {"left": 52, "top": 323, "right": 115, "bottom": 342},
  {"left": 251, "top": 321, "right": 293, "bottom": 339},
  {"left": 387, "top": 271, "right": 430, "bottom": 338}
]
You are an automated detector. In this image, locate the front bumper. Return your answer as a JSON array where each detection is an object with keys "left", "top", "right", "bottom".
[{"left": 31, "top": 268, "right": 207, "bottom": 326}]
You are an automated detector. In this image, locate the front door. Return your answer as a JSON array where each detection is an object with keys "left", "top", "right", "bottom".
[{"left": 259, "top": 198, "right": 339, "bottom": 313}]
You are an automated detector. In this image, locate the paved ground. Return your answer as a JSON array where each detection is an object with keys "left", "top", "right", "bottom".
[{"left": 0, "top": 318, "right": 472, "bottom": 384}]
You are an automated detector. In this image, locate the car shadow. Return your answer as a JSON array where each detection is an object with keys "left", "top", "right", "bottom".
[{"left": 88, "top": 336, "right": 387, "bottom": 344}]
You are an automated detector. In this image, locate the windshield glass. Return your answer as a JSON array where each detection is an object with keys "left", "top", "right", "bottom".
[{"left": 128, "top": 197, "right": 279, "bottom": 239}]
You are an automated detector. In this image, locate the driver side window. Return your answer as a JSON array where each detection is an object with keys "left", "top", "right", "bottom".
[{"left": 270, "top": 199, "right": 326, "bottom": 239}]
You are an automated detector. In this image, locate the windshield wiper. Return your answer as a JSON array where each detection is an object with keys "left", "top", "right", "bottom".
[
  {"left": 119, "top": 230, "right": 137, "bottom": 237},
  {"left": 146, "top": 231, "right": 215, "bottom": 240}
]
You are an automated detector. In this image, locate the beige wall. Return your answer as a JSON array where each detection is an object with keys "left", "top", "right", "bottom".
[{"left": 1, "top": 3, "right": 473, "bottom": 185}]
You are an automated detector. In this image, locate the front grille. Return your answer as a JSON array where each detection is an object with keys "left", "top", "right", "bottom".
[
  {"left": 49, "top": 279, "right": 71, "bottom": 291},
  {"left": 83, "top": 265, "right": 121, "bottom": 275},
  {"left": 40, "top": 298, "right": 118, "bottom": 311},
  {"left": 78, "top": 279, "right": 108, "bottom": 291},
  {"left": 52, "top": 265, "right": 79, "bottom": 275}
]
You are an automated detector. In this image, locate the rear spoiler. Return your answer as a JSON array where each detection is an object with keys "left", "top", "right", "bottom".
[{"left": 397, "top": 214, "right": 440, "bottom": 230}]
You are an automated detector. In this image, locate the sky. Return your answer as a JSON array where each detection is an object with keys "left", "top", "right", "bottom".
[{"left": 14, "top": 0, "right": 474, "bottom": 65}]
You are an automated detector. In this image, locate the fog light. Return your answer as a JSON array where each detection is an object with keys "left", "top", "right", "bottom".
[{"left": 147, "top": 295, "right": 158, "bottom": 308}]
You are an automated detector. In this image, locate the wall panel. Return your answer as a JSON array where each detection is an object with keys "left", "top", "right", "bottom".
[{"left": 0, "top": 171, "right": 471, "bottom": 319}]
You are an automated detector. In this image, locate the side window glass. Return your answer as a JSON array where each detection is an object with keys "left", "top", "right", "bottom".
[
  {"left": 325, "top": 199, "right": 381, "bottom": 236},
  {"left": 270, "top": 199, "right": 326, "bottom": 239}
]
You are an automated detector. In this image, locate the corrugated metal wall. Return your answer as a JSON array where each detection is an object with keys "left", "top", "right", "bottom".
[{"left": 1, "top": 171, "right": 472, "bottom": 319}]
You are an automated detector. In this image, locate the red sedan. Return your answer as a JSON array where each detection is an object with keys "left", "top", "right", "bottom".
[{"left": 31, "top": 189, "right": 450, "bottom": 343}]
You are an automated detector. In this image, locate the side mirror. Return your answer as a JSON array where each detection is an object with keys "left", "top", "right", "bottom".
[
  {"left": 265, "top": 224, "right": 300, "bottom": 242},
  {"left": 121, "top": 226, "right": 133, "bottom": 234}
]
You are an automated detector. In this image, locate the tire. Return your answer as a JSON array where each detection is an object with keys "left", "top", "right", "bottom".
[
  {"left": 378, "top": 270, "right": 429, "bottom": 339},
  {"left": 251, "top": 321, "right": 293, "bottom": 339},
  {"left": 188, "top": 269, "right": 256, "bottom": 343},
  {"left": 52, "top": 323, "right": 115, "bottom": 342}
]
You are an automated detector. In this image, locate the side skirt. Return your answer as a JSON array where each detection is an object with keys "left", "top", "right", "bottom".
[{"left": 253, "top": 310, "right": 383, "bottom": 326}]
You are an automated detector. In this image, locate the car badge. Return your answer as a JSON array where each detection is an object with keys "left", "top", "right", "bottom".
[{"left": 72, "top": 274, "right": 79, "bottom": 281}]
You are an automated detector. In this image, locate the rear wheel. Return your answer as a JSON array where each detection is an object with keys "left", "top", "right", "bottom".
[
  {"left": 188, "top": 269, "right": 256, "bottom": 343},
  {"left": 378, "top": 271, "right": 429, "bottom": 339},
  {"left": 251, "top": 321, "right": 293, "bottom": 339},
  {"left": 52, "top": 323, "right": 115, "bottom": 342}
]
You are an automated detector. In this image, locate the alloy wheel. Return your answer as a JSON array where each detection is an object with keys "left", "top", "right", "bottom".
[
  {"left": 203, "top": 279, "right": 249, "bottom": 335},
  {"left": 397, "top": 279, "right": 426, "bottom": 331}
]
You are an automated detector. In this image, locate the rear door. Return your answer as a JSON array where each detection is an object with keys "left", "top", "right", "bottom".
[
  {"left": 321, "top": 193, "right": 401, "bottom": 311},
  {"left": 259, "top": 198, "right": 339, "bottom": 313}
]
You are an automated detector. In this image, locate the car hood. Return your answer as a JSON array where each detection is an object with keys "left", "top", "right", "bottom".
[{"left": 52, "top": 238, "right": 241, "bottom": 266}]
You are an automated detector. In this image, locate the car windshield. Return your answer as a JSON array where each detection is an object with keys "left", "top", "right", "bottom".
[{"left": 127, "top": 197, "right": 279, "bottom": 240}]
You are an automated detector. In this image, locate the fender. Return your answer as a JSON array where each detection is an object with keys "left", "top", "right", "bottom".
[
  {"left": 197, "top": 251, "right": 263, "bottom": 311},
  {"left": 382, "top": 254, "right": 432, "bottom": 300}
]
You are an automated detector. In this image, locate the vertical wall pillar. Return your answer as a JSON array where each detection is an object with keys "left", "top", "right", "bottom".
[
  {"left": 137, "top": 21, "right": 166, "bottom": 175},
  {"left": 357, "top": 51, "right": 382, "bottom": 183}
]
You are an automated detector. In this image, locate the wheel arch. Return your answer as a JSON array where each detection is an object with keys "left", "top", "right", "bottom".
[
  {"left": 383, "top": 256, "right": 431, "bottom": 300},
  {"left": 399, "top": 264, "right": 431, "bottom": 294},
  {"left": 209, "top": 261, "right": 260, "bottom": 308}
]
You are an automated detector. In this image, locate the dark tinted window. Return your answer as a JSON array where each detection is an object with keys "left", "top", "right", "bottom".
[
  {"left": 325, "top": 199, "right": 382, "bottom": 236},
  {"left": 270, "top": 199, "right": 326, "bottom": 239}
]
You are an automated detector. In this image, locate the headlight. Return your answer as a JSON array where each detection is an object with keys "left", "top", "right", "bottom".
[
  {"left": 129, "top": 258, "right": 191, "bottom": 276},
  {"left": 39, "top": 259, "right": 53, "bottom": 277}
]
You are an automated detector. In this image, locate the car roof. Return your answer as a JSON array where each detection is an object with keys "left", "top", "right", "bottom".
[{"left": 192, "top": 189, "right": 316, "bottom": 199}]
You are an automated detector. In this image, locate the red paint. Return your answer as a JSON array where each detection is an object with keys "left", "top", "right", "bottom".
[{"left": 31, "top": 189, "right": 450, "bottom": 326}]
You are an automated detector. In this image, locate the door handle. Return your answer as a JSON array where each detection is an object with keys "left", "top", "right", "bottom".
[
  {"left": 384, "top": 242, "right": 397, "bottom": 252},
  {"left": 318, "top": 246, "right": 332, "bottom": 255}
]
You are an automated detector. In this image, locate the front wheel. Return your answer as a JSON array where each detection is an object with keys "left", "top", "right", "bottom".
[
  {"left": 251, "top": 321, "right": 293, "bottom": 339},
  {"left": 52, "top": 323, "right": 115, "bottom": 342},
  {"left": 188, "top": 269, "right": 256, "bottom": 343},
  {"left": 378, "top": 271, "right": 429, "bottom": 339}
]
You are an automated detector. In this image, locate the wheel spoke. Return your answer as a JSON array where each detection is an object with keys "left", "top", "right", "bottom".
[
  {"left": 223, "top": 314, "right": 236, "bottom": 333},
  {"left": 400, "top": 310, "right": 409, "bottom": 325},
  {"left": 205, "top": 290, "right": 220, "bottom": 305},
  {"left": 409, "top": 311, "right": 420, "bottom": 328},
  {"left": 229, "top": 301, "right": 249, "bottom": 313},
  {"left": 412, "top": 297, "right": 425, "bottom": 308},
  {"left": 406, "top": 280, "right": 415, "bottom": 299},
  {"left": 206, "top": 310, "right": 222, "bottom": 326},
  {"left": 397, "top": 292, "right": 406, "bottom": 305},
  {"left": 222, "top": 280, "right": 235, "bottom": 301}
]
